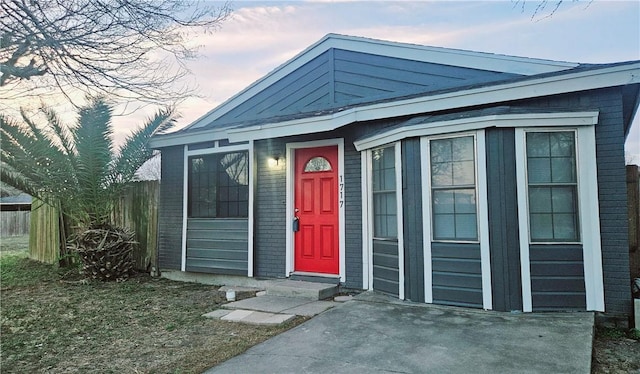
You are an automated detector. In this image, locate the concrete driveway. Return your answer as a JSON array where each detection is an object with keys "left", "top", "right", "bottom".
[{"left": 205, "top": 292, "right": 594, "bottom": 374}]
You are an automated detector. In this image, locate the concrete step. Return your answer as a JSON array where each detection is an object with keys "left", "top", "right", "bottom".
[{"left": 265, "top": 279, "right": 339, "bottom": 300}]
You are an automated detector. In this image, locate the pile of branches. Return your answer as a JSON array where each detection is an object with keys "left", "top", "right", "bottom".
[{"left": 70, "top": 225, "right": 136, "bottom": 281}]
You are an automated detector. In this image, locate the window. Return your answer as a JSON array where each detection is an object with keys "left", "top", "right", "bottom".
[
  {"left": 304, "top": 157, "right": 332, "bottom": 172},
  {"left": 188, "top": 151, "right": 249, "bottom": 218},
  {"left": 525, "top": 131, "right": 579, "bottom": 242},
  {"left": 430, "top": 136, "right": 478, "bottom": 241},
  {"left": 372, "top": 146, "right": 397, "bottom": 239}
]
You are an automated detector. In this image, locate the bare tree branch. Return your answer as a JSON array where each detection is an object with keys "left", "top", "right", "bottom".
[
  {"left": 0, "top": 0, "right": 231, "bottom": 107},
  {"left": 512, "top": 0, "right": 593, "bottom": 20}
]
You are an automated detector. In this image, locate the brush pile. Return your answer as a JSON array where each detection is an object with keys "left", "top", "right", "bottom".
[{"left": 70, "top": 225, "right": 136, "bottom": 281}]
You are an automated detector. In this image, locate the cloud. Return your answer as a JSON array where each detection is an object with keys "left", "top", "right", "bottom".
[{"left": 6, "top": 0, "right": 639, "bottom": 158}]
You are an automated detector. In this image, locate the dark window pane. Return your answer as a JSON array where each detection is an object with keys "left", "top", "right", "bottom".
[
  {"left": 304, "top": 157, "right": 332, "bottom": 172},
  {"left": 526, "top": 131, "right": 578, "bottom": 242},
  {"left": 430, "top": 136, "right": 478, "bottom": 241},
  {"left": 372, "top": 146, "right": 397, "bottom": 239}
]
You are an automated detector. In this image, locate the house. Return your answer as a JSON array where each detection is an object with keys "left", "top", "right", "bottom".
[{"left": 150, "top": 34, "right": 640, "bottom": 319}]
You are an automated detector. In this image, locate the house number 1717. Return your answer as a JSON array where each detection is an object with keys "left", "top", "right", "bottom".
[{"left": 339, "top": 175, "right": 344, "bottom": 208}]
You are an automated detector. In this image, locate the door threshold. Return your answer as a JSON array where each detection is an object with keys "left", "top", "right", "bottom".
[{"left": 289, "top": 271, "right": 341, "bottom": 284}]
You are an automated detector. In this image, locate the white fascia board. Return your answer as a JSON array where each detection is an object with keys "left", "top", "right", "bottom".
[
  {"left": 150, "top": 129, "right": 229, "bottom": 149},
  {"left": 354, "top": 111, "right": 599, "bottom": 151},
  {"left": 182, "top": 34, "right": 577, "bottom": 132},
  {"left": 324, "top": 35, "right": 577, "bottom": 75},
  {"left": 225, "top": 63, "right": 635, "bottom": 144}
]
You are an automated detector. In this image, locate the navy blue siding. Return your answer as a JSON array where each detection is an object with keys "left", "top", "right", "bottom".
[
  {"left": 333, "top": 49, "right": 516, "bottom": 105},
  {"left": 185, "top": 218, "right": 248, "bottom": 275},
  {"left": 254, "top": 138, "right": 288, "bottom": 278},
  {"left": 486, "top": 128, "right": 522, "bottom": 312},
  {"left": 529, "top": 245, "right": 586, "bottom": 311},
  {"left": 373, "top": 240, "right": 399, "bottom": 296},
  {"left": 431, "top": 242, "right": 483, "bottom": 308},
  {"left": 402, "top": 139, "right": 424, "bottom": 302},
  {"left": 208, "top": 48, "right": 518, "bottom": 129},
  {"left": 343, "top": 135, "right": 363, "bottom": 289},
  {"left": 158, "top": 146, "right": 184, "bottom": 270}
]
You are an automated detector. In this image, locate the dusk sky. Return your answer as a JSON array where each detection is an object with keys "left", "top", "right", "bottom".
[
  {"left": 157, "top": 0, "right": 640, "bottom": 162},
  {"left": 6, "top": 1, "right": 640, "bottom": 161}
]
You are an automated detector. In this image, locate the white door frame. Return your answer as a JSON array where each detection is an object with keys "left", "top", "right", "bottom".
[{"left": 285, "top": 138, "right": 346, "bottom": 282}]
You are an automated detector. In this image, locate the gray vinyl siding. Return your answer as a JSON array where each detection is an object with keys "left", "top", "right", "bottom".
[
  {"left": 209, "top": 49, "right": 518, "bottom": 129},
  {"left": 373, "top": 239, "right": 399, "bottom": 297},
  {"left": 158, "top": 146, "right": 184, "bottom": 270},
  {"left": 185, "top": 218, "right": 248, "bottom": 275},
  {"left": 485, "top": 128, "right": 522, "bottom": 312},
  {"left": 529, "top": 245, "right": 586, "bottom": 311},
  {"left": 254, "top": 137, "right": 288, "bottom": 278},
  {"left": 432, "top": 242, "right": 483, "bottom": 308},
  {"left": 343, "top": 136, "right": 363, "bottom": 289},
  {"left": 593, "top": 89, "right": 631, "bottom": 317},
  {"left": 402, "top": 139, "right": 424, "bottom": 302}
]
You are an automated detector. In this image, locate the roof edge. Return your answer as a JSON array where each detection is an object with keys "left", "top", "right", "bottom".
[{"left": 182, "top": 33, "right": 579, "bottom": 132}]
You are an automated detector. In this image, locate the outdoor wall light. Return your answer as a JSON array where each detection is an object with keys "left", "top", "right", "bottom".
[{"left": 267, "top": 156, "right": 281, "bottom": 168}]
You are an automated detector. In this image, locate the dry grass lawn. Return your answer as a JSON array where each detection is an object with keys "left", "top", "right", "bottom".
[{"left": 0, "top": 236, "right": 305, "bottom": 373}]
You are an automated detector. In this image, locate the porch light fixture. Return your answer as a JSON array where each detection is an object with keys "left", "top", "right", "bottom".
[{"left": 268, "top": 156, "right": 281, "bottom": 168}]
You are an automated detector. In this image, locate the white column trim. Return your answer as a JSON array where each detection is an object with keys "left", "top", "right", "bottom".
[
  {"left": 514, "top": 128, "right": 533, "bottom": 312},
  {"left": 247, "top": 140, "right": 255, "bottom": 277},
  {"left": 578, "top": 126, "right": 605, "bottom": 311},
  {"left": 181, "top": 145, "right": 188, "bottom": 272},
  {"left": 361, "top": 150, "right": 372, "bottom": 289},
  {"left": 420, "top": 137, "right": 433, "bottom": 303},
  {"left": 476, "top": 130, "right": 493, "bottom": 310},
  {"left": 395, "top": 142, "right": 405, "bottom": 300}
]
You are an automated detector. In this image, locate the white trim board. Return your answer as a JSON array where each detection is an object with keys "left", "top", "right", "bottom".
[
  {"left": 151, "top": 63, "right": 636, "bottom": 149},
  {"left": 221, "top": 64, "right": 634, "bottom": 143},
  {"left": 515, "top": 126, "right": 604, "bottom": 312},
  {"left": 180, "top": 142, "right": 254, "bottom": 276},
  {"left": 182, "top": 34, "right": 577, "bottom": 132},
  {"left": 285, "top": 138, "right": 346, "bottom": 283},
  {"left": 355, "top": 111, "right": 599, "bottom": 151},
  {"left": 420, "top": 131, "right": 491, "bottom": 309},
  {"left": 395, "top": 142, "right": 405, "bottom": 300}
]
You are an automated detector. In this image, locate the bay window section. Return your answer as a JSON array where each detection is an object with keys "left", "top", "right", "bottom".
[
  {"left": 525, "top": 131, "right": 579, "bottom": 242},
  {"left": 372, "top": 146, "right": 397, "bottom": 239},
  {"left": 188, "top": 151, "right": 249, "bottom": 218},
  {"left": 430, "top": 136, "right": 478, "bottom": 241}
]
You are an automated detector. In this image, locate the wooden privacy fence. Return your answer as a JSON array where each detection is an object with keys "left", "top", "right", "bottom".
[
  {"left": 1, "top": 210, "right": 30, "bottom": 237},
  {"left": 111, "top": 181, "right": 159, "bottom": 272},
  {"left": 29, "top": 181, "right": 159, "bottom": 271}
]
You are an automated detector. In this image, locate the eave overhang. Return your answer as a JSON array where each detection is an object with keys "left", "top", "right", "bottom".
[{"left": 150, "top": 62, "right": 640, "bottom": 149}]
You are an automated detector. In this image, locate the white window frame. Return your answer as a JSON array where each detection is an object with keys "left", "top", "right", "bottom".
[
  {"left": 421, "top": 131, "right": 492, "bottom": 309},
  {"left": 362, "top": 142, "right": 404, "bottom": 299},
  {"left": 181, "top": 140, "right": 254, "bottom": 276},
  {"left": 515, "top": 126, "right": 604, "bottom": 312}
]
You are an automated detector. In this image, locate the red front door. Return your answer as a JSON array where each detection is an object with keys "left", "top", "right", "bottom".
[{"left": 294, "top": 146, "right": 339, "bottom": 274}]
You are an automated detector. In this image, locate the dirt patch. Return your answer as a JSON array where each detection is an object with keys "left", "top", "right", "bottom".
[
  {"left": 0, "top": 256, "right": 306, "bottom": 373},
  {"left": 592, "top": 327, "right": 640, "bottom": 374}
]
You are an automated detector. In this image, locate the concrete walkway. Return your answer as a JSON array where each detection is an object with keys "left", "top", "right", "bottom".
[
  {"left": 203, "top": 294, "right": 337, "bottom": 325},
  {"left": 205, "top": 292, "right": 594, "bottom": 374}
]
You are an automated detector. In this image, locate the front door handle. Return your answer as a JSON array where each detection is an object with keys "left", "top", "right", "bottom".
[{"left": 293, "top": 216, "right": 300, "bottom": 232}]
